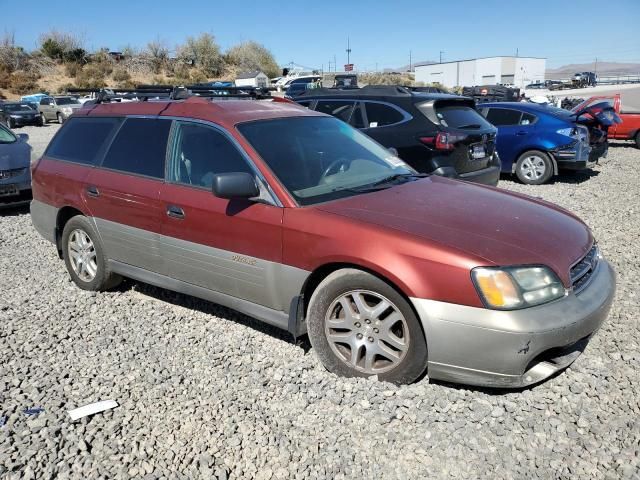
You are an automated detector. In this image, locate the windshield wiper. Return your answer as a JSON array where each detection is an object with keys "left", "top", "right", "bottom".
[{"left": 334, "top": 173, "right": 428, "bottom": 193}]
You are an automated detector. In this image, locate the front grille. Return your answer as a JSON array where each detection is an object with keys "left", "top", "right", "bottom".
[
  {"left": 570, "top": 245, "right": 599, "bottom": 294},
  {"left": 0, "top": 168, "right": 28, "bottom": 180}
]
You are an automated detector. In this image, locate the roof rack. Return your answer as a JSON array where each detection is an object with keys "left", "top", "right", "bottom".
[
  {"left": 298, "top": 85, "right": 416, "bottom": 98},
  {"left": 66, "top": 84, "right": 273, "bottom": 104}
]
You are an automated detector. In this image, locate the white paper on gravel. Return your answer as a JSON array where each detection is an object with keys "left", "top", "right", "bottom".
[{"left": 68, "top": 400, "right": 118, "bottom": 421}]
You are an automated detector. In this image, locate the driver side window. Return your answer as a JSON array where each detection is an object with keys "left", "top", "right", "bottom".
[{"left": 168, "top": 122, "right": 252, "bottom": 189}]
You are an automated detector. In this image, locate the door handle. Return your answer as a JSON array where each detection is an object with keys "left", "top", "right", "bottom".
[
  {"left": 86, "top": 186, "right": 100, "bottom": 197},
  {"left": 516, "top": 131, "right": 528, "bottom": 136},
  {"left": 167, "top": 205, "right": 185, "bottom": 219}
]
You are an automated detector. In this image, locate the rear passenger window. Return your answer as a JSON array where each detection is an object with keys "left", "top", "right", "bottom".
[
  {"left": 350, "top": 103, "right": 365, "bottom": 128},
  {"left": 168, "top": 122, "right": 252, "bottom": 189},
  {"left": 46, "top": 117, "right": 122, "bottom": 165},
  {"left": 315, "top": 101, "right": 355, "bottom": 122},
  {"left": 297, "top": 101, "right": 312, "bottom": 108},
  {"left": 364, "top": 102, "right": 404, "bottom": 127},
  {"left": 101, "top": 118, "right": 171, "bottom": 179},
  {"left": 520, "top": 113, "right": 536, "bottom": 125},
  {"left": 485, "top": 108, "right": 522, "bottom": 126}
]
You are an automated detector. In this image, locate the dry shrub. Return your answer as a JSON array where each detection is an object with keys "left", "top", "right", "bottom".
[{"left": 9, "top": 71, "right": 40, "bottom": 94}]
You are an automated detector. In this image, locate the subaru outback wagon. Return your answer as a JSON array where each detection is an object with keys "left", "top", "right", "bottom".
[{"left": 31, "top": 96, "right": 615, "bottom": 387}]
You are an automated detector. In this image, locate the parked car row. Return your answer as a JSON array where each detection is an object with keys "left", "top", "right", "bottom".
[
  {"left": 1, "top": 95, "right": 83, "bottom": 128},
  {"left": 295, "top": 85, "right": 619, "bottom": 185}
]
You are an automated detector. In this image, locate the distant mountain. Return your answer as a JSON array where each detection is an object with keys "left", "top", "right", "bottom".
[
  {"left": 386, "top": 60, "right": 438, "bottom": 73},
  {"left": 546, "top": 61, "right": 640, "bottom": 78}
]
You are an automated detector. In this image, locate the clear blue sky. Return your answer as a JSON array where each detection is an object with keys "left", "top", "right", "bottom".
[{"left": 1, "top": 0, "right": 639, "bottom": 71}]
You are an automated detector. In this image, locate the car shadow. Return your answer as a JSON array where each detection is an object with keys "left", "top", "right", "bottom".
[
  {"left": 0, "top": 203, "right": 30, "bottom": 216},
  {"left": 500, "top": 169, "right": 599, "bottom": 186},
  {"left": 114, "top": 278, "right": 311, "bottom": 352},
  {"left": 608, "top": 141, "right": 636, "bottom": 149}
]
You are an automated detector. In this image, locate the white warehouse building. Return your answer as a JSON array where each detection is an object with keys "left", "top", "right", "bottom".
[{"left": 414, "top": 56, "right": 546, "bottom": 88}]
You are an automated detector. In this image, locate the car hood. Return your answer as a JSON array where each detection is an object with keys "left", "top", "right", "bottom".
[
  {"left": 7, "top": 109, "right": 38, "bottom": 116},
  {"left": 0, "top": 140, "right": 31, "bottom": 170},
  {"left": 314, "top": 176, "right": 592, "bottom": 286}
]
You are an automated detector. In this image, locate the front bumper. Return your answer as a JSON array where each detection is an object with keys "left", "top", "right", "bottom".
[
  {"left": 411, "top": 259, "right": 616, "bottom": 388},
  {"left": 9, "top": 116, "right": 41, "bottom": 126},
  {"left": 553, "top": 140, "right": 593, "bottom": 170},
  {"left": 0, "top": 170, "right": 32, "bottom": 207}
]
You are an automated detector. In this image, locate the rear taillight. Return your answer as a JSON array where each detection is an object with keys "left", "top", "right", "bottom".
[{"left": 419, "top": 132, "right": 467, "bottom": 151}]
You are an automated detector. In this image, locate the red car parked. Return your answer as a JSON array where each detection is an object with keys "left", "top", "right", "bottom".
[
  {"left": 572, "top": 93, "right": 640, "bottom": 148},
  {"left": 30, "top": 94, "right": 616, "bottom": 387}
]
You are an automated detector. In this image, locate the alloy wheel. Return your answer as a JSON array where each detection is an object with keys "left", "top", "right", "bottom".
[
  {"left": 519, "top": 155, "right": 547, "bottom": 181},
  {"left": 67, "top": 229, "right": 98, "bottom": 282},
  {"left": 324, "top": 290, "right": 409, "bottom": 374}
]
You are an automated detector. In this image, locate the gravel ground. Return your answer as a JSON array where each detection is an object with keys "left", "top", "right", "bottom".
[{"left": 1, "top": 126, "right": 639, "bottom": 479}]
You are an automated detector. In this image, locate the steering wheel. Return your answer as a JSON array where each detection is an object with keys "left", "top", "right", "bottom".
[{"left": 320, "top": 158, "right": 349, "bottom": 183}]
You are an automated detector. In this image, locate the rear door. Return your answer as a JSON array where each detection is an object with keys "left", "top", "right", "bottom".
[
  {"left": 84, "top": 117, "right": 172, "bottom": 273},
  {"left": 360, "top": 101, "right": 408, "bottom": 146},
  {"left": 159, "top": 120, "right": 286, "bottom": 310},
  {"left": 483, "top": 107, "right": 535, "bottom": 170}
]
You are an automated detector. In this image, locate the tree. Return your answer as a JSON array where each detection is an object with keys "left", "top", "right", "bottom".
[
  {"left": 177, "top": 33, "right": 223, "bottom": 77},
  {"left": 146, "top": 39, "right": 169, "bottom": 74},
  {"left": 226, "top": 41, "right": 279, "bottom": 78},
  {"left": 0, "top": 32, "right": 29, "bottom": 72},
  {"left": 38, "top": 30, "right": 85, "bottom": 62}
]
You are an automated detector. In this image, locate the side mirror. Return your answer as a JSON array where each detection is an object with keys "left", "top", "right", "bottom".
[
  {"left": 212, "top": 172, "right": 259, "bottom": 200},
  {"left": 17, "top": 133, "right": 29, "bottom": 142}
]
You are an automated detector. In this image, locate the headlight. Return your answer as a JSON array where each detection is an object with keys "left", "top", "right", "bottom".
[
  {"left": 557, "top": 127, "right": 577, "bottom": 138},
  {"left": 62, "top": 107, "right": 73, "bottom": 114},
  {"left": 472, "top": 266, "right": 565, "bottom": 310}
]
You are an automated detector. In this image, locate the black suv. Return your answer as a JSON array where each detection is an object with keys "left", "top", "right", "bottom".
[{"left": 296, "top": 86, "right": 500, "bottom": 185}]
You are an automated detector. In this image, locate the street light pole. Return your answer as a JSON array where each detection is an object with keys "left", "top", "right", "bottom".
[
  {"left": 439, "top": 51, "right": 444, "bottom": 64},
  {"left": 346, "top": 37, "right": 351, "bottom": 66}
]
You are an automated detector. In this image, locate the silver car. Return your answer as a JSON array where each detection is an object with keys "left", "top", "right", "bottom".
[{"left": 38, "top": 96, "right": 83, "bottom": 124}]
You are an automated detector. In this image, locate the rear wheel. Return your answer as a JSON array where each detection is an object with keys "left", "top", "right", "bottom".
[
  {"left": 37, "top": 114, "right": 44, "bottom": 127},
  {"left": 57, "top": 113, "right": 64, "bottom": 124},
  {"left": 515, "top": 150, "right": 553, "bottom": 185},
  {"left": 62, "top": 215, "right": 121, "bottom": 291},
  {"left": 40, "top": 113, "right": 47, "bottom": 125},
  {"left": 307, "top": 269, "right": 428, "bottom": 384}
]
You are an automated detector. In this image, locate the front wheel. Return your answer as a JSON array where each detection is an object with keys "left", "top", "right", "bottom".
[
  {"left": 7, "top": 117, "right": 14, "bottom": 129},
  {"left": 57, "top": 113, "right": 64, "bottom": 124},
  {"left": 515, "top": 150, "right": 553, "bottom": 185},
  {"left": 635, "top": 132, "right": 640, "bottom": 149},
  {"left": 62, "top": 215, "right": 122, "bottom": 291},
  {"left": 307, "top": 269, "right": 428, "bottom": 384}
]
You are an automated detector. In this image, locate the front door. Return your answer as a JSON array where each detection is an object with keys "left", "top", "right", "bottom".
[
  {"left": 484, "top": 108, "right": 536, "bottom": 171},
  {"left": 84, "top": 117, "right": 172, "bottom": 273},
  {"left": 159, "top": 120, "right": 285, "bottom": 310}
]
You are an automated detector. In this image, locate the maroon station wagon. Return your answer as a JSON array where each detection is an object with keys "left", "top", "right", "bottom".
[{"left": 30, "top": 95, "right": 616, "bottom": 387}]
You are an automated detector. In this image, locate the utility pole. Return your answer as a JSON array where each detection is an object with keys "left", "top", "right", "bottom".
[
  {"left": 439, "top": 51, "right": 444, "bottom": 64},
  {"left": 346, "top": 37, "right": 351, "bottom": 66},
  {"left": 516, "top": 48, "right": 519, "bottom": 57},
  {"left": 594, "top": 57, "right": 598, "bottom": 75},
  {"left": 409, "top": 50, "right": 412, "bottom": 72},
  {"left": 334, "top": 54, "right": 337, "bottom": 72}
]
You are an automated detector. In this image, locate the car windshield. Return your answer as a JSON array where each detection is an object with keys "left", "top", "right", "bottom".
[
  {"left": 56, "top": 97, "right": 80, "bottom": 105},
  {"left": 4, "top": 103, "right": 34, "bottom": 112},
  {"left": 237, "top": 116, "right": 415, "bottom": 206},
  {"left": 0, "top": 125, "right": 17, "bottom": 143}
]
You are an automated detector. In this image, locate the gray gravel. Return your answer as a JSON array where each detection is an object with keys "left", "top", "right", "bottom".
[{"left": 1, "top": 127, "right": 639, "bottom": 479}]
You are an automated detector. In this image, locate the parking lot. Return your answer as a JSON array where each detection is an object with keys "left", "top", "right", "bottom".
[{"left": 1, "top": 125, "right": 639, "bottom": 479}]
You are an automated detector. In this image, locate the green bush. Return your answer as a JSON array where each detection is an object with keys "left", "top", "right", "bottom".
[{"left": 177, "top": 34, "right": 223, "bottom": 77}]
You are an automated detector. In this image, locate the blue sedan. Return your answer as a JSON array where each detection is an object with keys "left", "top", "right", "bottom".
[
  {"left": 478, "top": 102, "right": 592, "bottom": 185},
  {"left": 0, "top": 124, "right": 32, "bottom": 207}
]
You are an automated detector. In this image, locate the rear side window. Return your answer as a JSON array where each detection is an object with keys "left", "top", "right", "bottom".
[
  {"left": 101, "top": 118, "right": 172, "bottom": 179},
  {"left": 520, "top": 113, "right": 536, "bottom": 125},
  {"left": 433, "top": 105, "right": 494, "bottom": 129},
  {"left": 315, "top": 101, "right": 355, "bottom": 122},
  {"left": 364, "top": 102, "right": 405, "bottom": 127},
  {"left": 485, "top": 108, "right": 523, "bottom": 126},
  {"left": 297, "top": 101, "right": 312, "bottom": 108},
  {"left": 46, "top": 117, "right": 122, "bottom": 165}
]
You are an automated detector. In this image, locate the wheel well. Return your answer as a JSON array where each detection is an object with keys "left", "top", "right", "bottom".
[
  {"left": 300, "top": 262, "right": 413, "bottom": 316},
  {"left": 55, "top": 206, "right": 84, "bottom": 257}
]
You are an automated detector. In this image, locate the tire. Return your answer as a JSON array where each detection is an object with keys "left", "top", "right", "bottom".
[
  {"left": 37, "top": 114, "right": 44, "bottom": 127},
  {"left": 515, "top": 150, "right": 553, "bottom": 185},
  {"left": 635, "top": 132, "right": 640, "bottom": 149},
  {"left": 307, "top": 269, "right": 428, "bottom": 384},
  {"left": 61, "top": 215, "right": 122, "bottom": 291},
  {"left": 57, "top": 113, "right": 64, "bottom": 124},
  {"left": 7, "top": 117, "right": 14, "bottom": 129},
  {"left": 40, "top": 113, "right": 48, "bottom": 124}
]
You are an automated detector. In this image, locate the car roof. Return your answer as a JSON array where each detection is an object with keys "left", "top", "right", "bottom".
[
  {"left": 81, "top": 97, "right": 324, "bottom": 127},
  {"left": 298, "top": 85, "right": 464, "bottom": 102}
]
